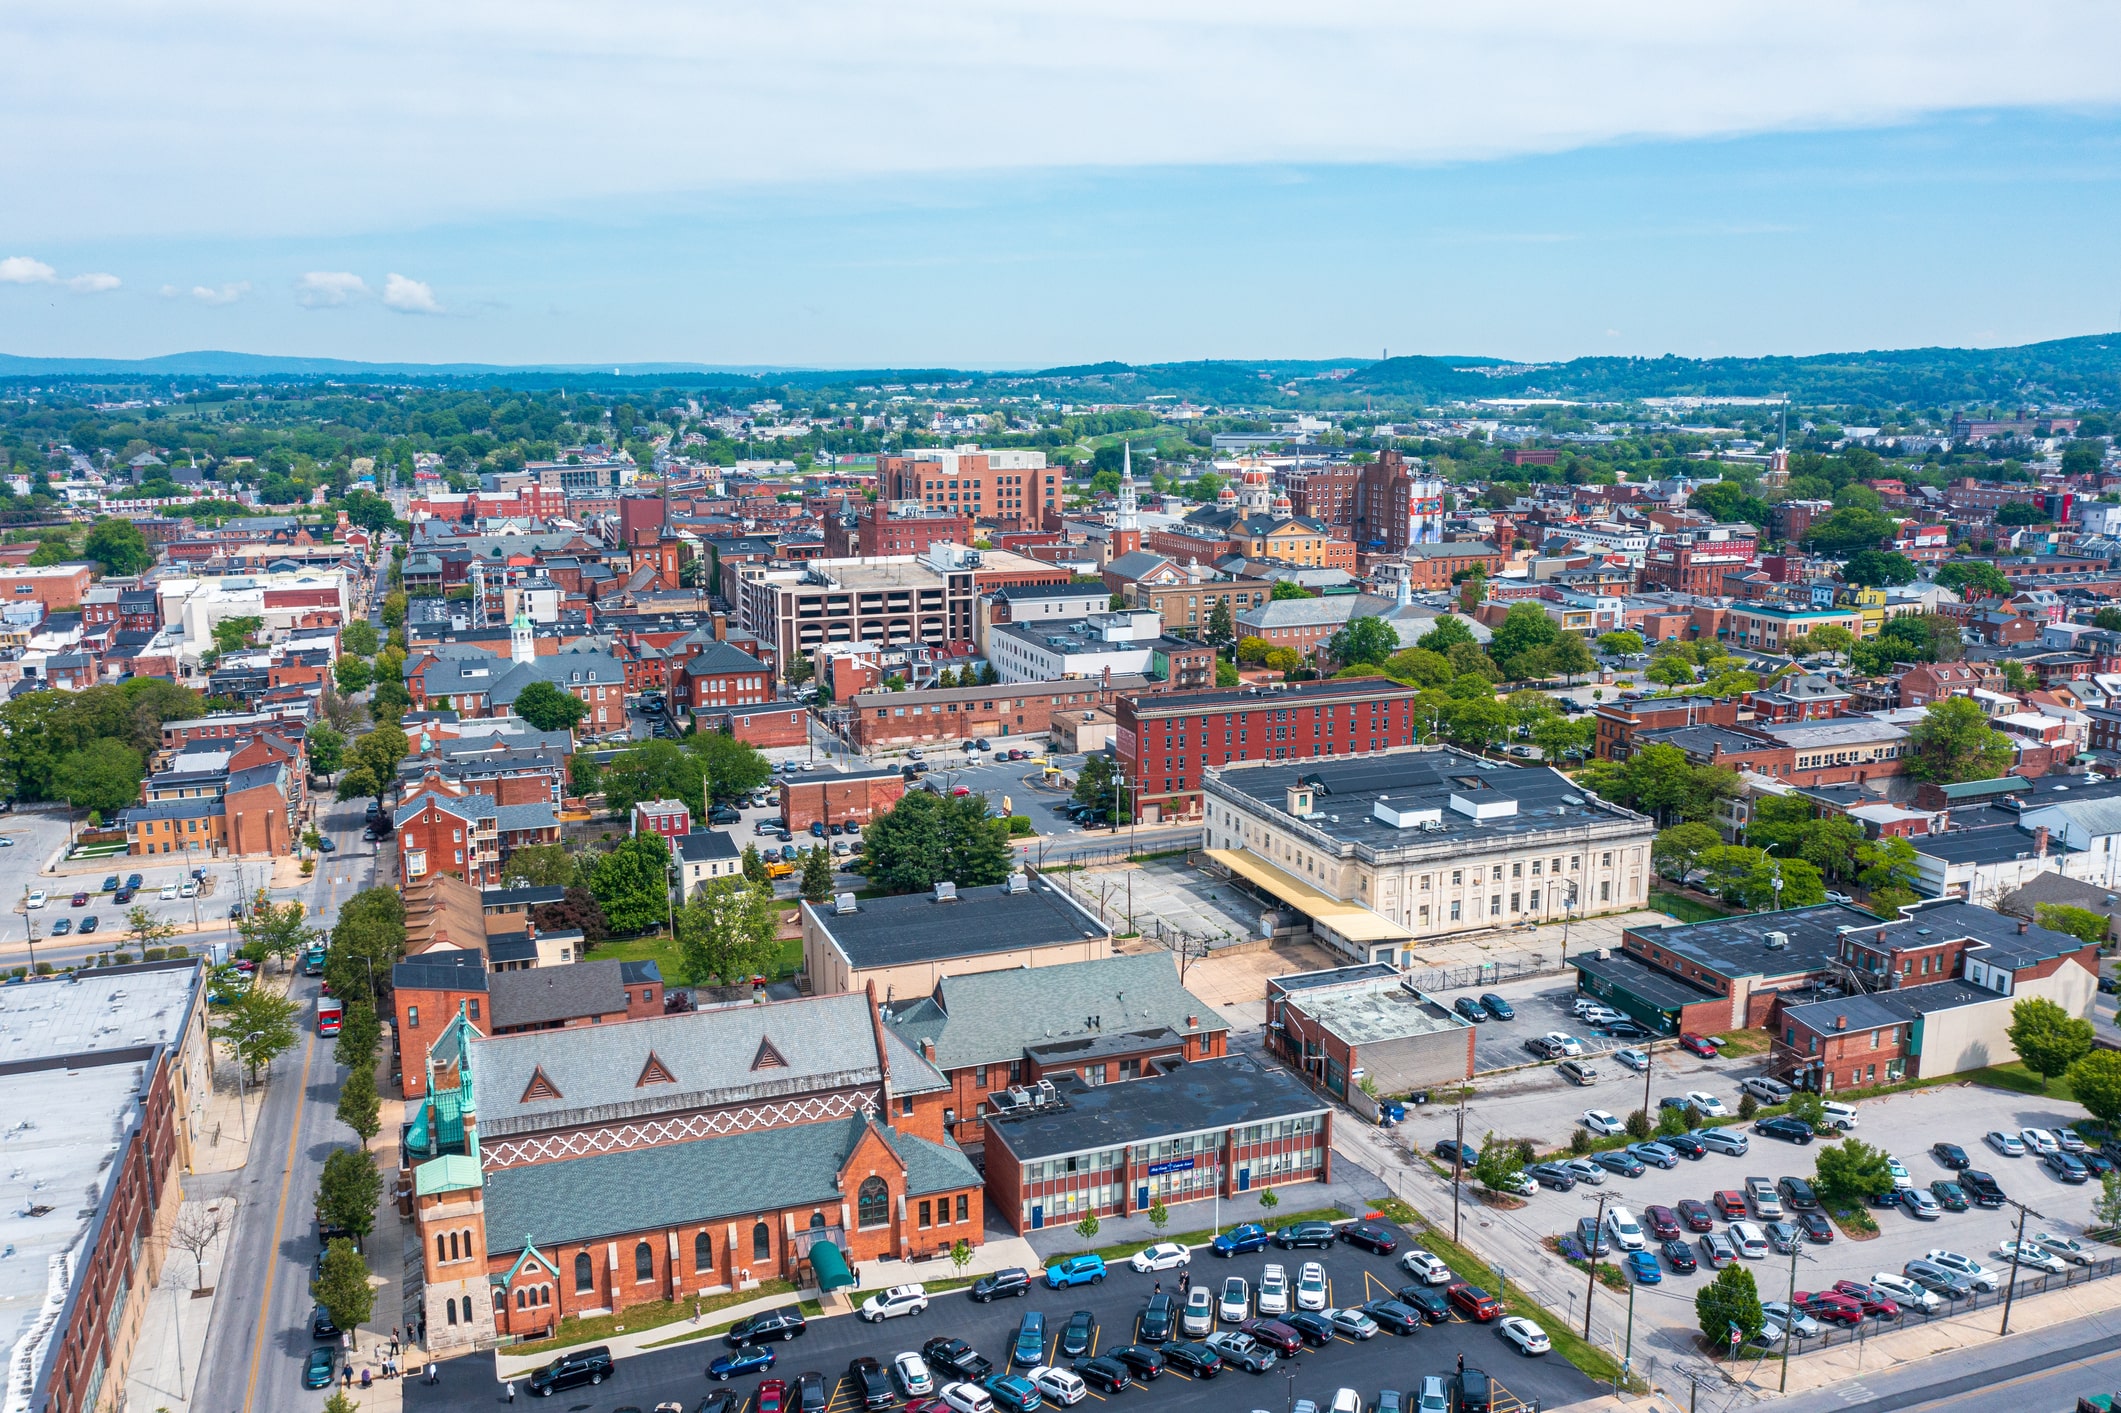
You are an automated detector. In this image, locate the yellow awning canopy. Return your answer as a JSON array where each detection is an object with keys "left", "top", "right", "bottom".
[{"left": 1204, "top": 849, "right": 1412, "bottom": 943}]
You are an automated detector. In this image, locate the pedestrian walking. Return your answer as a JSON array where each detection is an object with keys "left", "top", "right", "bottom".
[
  {"left": 426, "top": 1362, "right": 440, "bottom": 1386},
  {"left": 342, "top": 1367, "right": 354, "bottom": 1390},
  {"left": 1154, "top": 1280, "right": 1161, "bottom": 1296},
  {"left": 1456, "top": 1352, "right": 1465, "bottom": 1375},
  {"left": 506, "top": 1381, "right": 516, "bottom": 1404},
  {"left": 392, "top": 1326, "right": 402, "bottom": 1351}
]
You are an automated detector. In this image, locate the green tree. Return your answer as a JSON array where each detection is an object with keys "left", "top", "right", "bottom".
[
  {"left": 1548, "top": 634, "right": 1597, "bottom": 683},
  {"left": 381, "top": 590, "right": 406, "bottom": 628},
  {"left": 1688, "top": 481, "right": 1769, "bottom": 528},
  {"left": 1532, "top": 713, "right": 1595, "bottom": 763},
  {"left": 1444, "top": 697, "right": 1511, "bottom": 753},
  {"left": 1853, "top": 835, "right": 1920, "bottom": 902},
  {"left": 1417, "top": 616, "right": 1476, "bottom": 654},
  {"left": 502, "top": 843, "right": 577, "bottom": 888},
  {"left": 210, "top": 985, "right": 299, "bottom": 1082},
  {"left": 1904, "top": 696, "right": 2014, "bottom": 784},
  {"left": 1799, "top": 816, "right": 1868, "bottom": 881},
  {"left": 1656, "top": 1105, "right": 1690, "bottom": 1138},
  {"left": 332, "top": 656, "right": 372, "bottom": 694},
  {"left": 1652, "top": 822, "right": 1721, "bottom": 881},
  {"left": 1269, "top": 580, "right": 1310, "bottom": 601},
  {"left": 799, "top": 844, "right": 834, "bottom": 902},
  {"left": 1813, "top": 1137, "right": 1895, "bottom": 1206},
  {"left": 1204, "top": 598, "right": 1236, "bottom": 650},
  {"left": 1383, "top": 647, "right": 1454, "bottom": 688},
  {"left": 1805, "top": 623, "right": 1856, "bottom": 661},
  {"left": 589, "top": 831, "right": 673, "bottom": 935},
  {"left": 129, "top": 906, "right": 179, "bottom": 950},
  {"left": 326, "top": 887, "right": 407, "bottom": 1009},
  {"left": 1597, "top": 631, "right": 1645, "bottom": 656},
  {"left": 1472, "top": 1130, "right": 1525, "bottom": 1194},
  {"left": 239, "top": 900, "right": 316, "bottom": 973},
  {"left": 311, "top": 1238, "right": 375, "bottom": 1334},
  {"left": 1785, "top": 1090, "right": 1828, "bottom": 1131},
  {"left": 1802, "top": 507, "right": 1897, "bottom": 554},
  {"left": 1647, "top": 654, "right": 1697, "bottom": 687},
  {"left": 1696, "top": 1263, "right": 1765, "bottom": 1351},
  {"left": 601, "top": 740, "right": 705, "bottom": 819},
  {"left": 307, "top": 722, "right": 345, "bottom": 778},
  {"left": 1148, "top": 1199, "right": 1170, "bottom": 1234},
  {"left": 2066, "top": 1049, "right": 2121, "bottom": 1127},
  {"left": 861, "top": 789, "right": 1014, "bottom": 894},
  {"left": 569, "top": 752, "right": 601, "bottom": 798},
  {"left": 2033, "top": 903, "right": 2110, "bottom": 947},
  {"left": 1625, "top": 1108, "right": 1654, "bottom": 1140},
  {"left": 1841, "top": 549, "right": 1918, "bottom": 588},
  {"left": 741, "top": 843, "right": 768, "bottom": 885},
  {"left": 1935, "top": 560, "right": 2013, "bottom": 601},
  {"left": 1996, "top": 500, "right": 2047, "bottom": 526},
  {"left": 339, "top": 619, "right": 379, "bottom": 658},
  {"left": 1489, "top": 603, "right": 1560, "bottom": 679},
  {"left": 316, "top": 1147, "right": 382, "bottom": 1241},
  {"left": 210, "top": 615, "right": 264, "bottom": 656},
  {"left": 2095, "top": 1171, "right": 2121, "bottom": 1236},
  {"left": 511, "top": 680, "right": 588, "bottom": 734},
  {"left": 335, "top": 1061, "right": 380, "bottom": 1142},
  {"left": 1327, "top": 616, "right": 1398, "bottom": 668},
  {"left": 2007, "top": 995, "right": 2095, "bottom": 1090},
  {"left": 333, "top": 724, "right": 409, "bottom": 808},
  {"left": 674, "top": 877, "right": 783, "bottom": 985},
  {"left": 51, "top": 738, "right": 145, "bottom": 817},
  {"left": 1746, "top": 794, "right": 1817, "bottom": 855},
  {"left": 1073, "top": 755, "right": 1123, "bottom": 820},
  {"left": 83, "top": 517, "right": 152, "bottom": 576},
  {"left": 333, "top": 1001, "right": 381, "bottom": 1072},
  {"left": 689, "top": 731, "right": 775, "bottom": 804}
]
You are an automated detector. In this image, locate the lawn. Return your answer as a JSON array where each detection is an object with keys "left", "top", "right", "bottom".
[
  {"left": 1709, "top": 1029, "right": 1771, "bottom": 1058},
  {"left": 1648, "top": 889, "right": 1730, "bottom": 924},
  {"left": 1967, "top": 1061, "right": 2078, "bottom": 1105},
  {"left": 589, "top": 930, "right": 804, "bottom": 987},
  {"left": 510, "top": 1280, "right": 797, "bottom": 1355}
]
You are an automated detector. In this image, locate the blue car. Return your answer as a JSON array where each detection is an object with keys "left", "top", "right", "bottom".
[
  {"left": 1211, "top": 1223, "right": 1271, "bottom": 1257},
  {"left": 981, "top": 1372, "right": 1043, "bottom": 1412},
  {"left": 1012, "top": 1311, "right": 1046, "bottom": 1367},
  {"left": 1626, "top": 1250, "right": 1663, "bottom": 1285},
  {"left": 303, "top": 1347, "right": 336, "bottom": 1390},
  {"left": 1046, "top": 1254, "right": 1107, "bottom": 1289},
  {"left": 706, "top": 1346, "right": 777, "bottom": 1381}
]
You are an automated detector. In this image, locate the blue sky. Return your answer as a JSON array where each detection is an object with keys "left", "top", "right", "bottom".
[{"left": 5, "top": 3, "right": 2121, "bottom": 367}]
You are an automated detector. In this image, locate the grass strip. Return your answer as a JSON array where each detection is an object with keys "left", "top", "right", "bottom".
[{"left": 509, "top": 1281, "right": 797, "bottom": 1356}]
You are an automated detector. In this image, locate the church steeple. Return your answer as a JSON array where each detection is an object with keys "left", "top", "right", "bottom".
[
  {"left": 1116, "top": 441, "right": 1138, "bottom": 532},
  {"left": 511, "top": 606, "right": 535, "bottom": 664}
]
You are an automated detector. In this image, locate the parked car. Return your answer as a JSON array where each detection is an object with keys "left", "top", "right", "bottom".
[
  {"left": 847, "top": 1357, "right": 895, "bottom": 1409},
  {"left": 1528, "top": 1161, "right": 1578, "bottom": 1191},
  {"left": 1341, "top": 1220, "right": 1398, "bottom": 1254},
  {"left": 1763, "top": 1222, "right": 1802, "bottom": 1254},
  {"left": 1212, "top": 1223, "right": 1271, "bottom": 1257},
  {"left": 1104, "top": 1344, "right": 1166, "bottom": 1380},
  {"left": 859, "top": 1285, "right": 930, "bottom": 1322},
  {"left": 1581, "top": 1109, "right": 1626, "bottom": 1136},
  {"left": 893, "top": 1352, "right": 936, "bottom": 1395},
  {"left": 1454, "top": 996, "right": 1488, "bottom": 1024},
  {"left": 1137, "top": 1292, "right": 1176, "bottom": 1344},
  {"left": 1130, "top": 1242, "right": 1190, "bottom": 1272},
  {"left": 1900, "top": 1260, "right": 1973, "bottom": 1300},
  {"left": 1394, "top": 1285, "right": 1452, "bottom": 1323},
  {"left": 1729, "top": 1221, "right": 1770, "bottom": 1260},
  {"left": 1797, "top": 1211, "right": 1834, "bottom": 1243},
  {"left": 1696, "top": 1128, "right": 1750, "bottom": 1156},
  {"left": 1985, "top": 1130, "right": 2027, "bottom": 1158},
  {"left": 1932, "top": 1142, "right": 1971, "bottom": 1170},
  {"left": 1400, "top": 1248, "right": 1451, "bottom": 1284},
  {"left": 1740, "top": 1076, "right": 1793, "bottom": 1104},
  {"left": 1433, "top": 1140, "right": 1480, "bottom": 1170},
  {"left": 1045, "top": 1255, "right": 1106, "bottom": 1289},
  {"left": 1160, "top": 1343, "right": 1222, "bottom": 1378},
  {"left": 1869, "top": 1273, "right": 1941, "bottom": 1314},
  {"left": 1323, "top": 1307, "right": 1379, "bottom": 1339},
  {"left": 1479, "top": 993, "right": 1515, "bottom": 1020},
  {"left": 1630, "top": 1141, "right": 1679, "bottom": 1169},
  {"left": 1181, "top": 1288, "right": 1214, "bottom": 1337},
  {"left": 922, "top": 1338, "right": 994, "bottom": 1383},
  {"left": 707, "top": 1348, "right": 778, "bottom": 1381},
  {"left": 1928, "top": 1180, "right": 1969, "bottom": 1213},
  {"left": 2035, "top": 1231, "right": 2097, "bottom": 1266},
  {"left": 1899, "top": 1187, "right": 1942, "bottom": 1220},
  {"left": 1070, "top": 1357, "right": 1130, "bottom": 1395},
  {"left": 1295, "top": 1263, "right": 1328, "bottom": 1310},
  {"left": 1661, "top": 1239, "right": 1699, "bottom": 1274},
  {"left": 1594, "top": 1149, "right": 1646, "bottom": 1178},
  {"left": 1754, "top": 1116, "right": 1815, "bottom": 1145},
  {"left": 1831, "top": 1280, "right": 1901, "bottom": 1318},
  {"left": 1275, "top": 1221, "right": 1338, "bottom": 1249},
  {"left": 1446, "top": 1282, "right": 1502, "bottom": 1321},
  {"left": 1676, "top": 1198, "right": 1716, "bottom": 1231},
  {"left": 1614, "top": 1046, "right": 1649, "bottom": 1072},
  {"left": 1625, "top": 1250, "right": 1662, "bottom": 1284},
  {"left": 1574, "top": 1217, "right": 1610, "bottom": 1257},
  {"left": 527, "top": 1346, "right": 614, "bottom": 1395},
  {"left": 1698, "top": 1232, "right": 1738, "bottom": 1269},
  {"left": 1922, "top": 1249, "right": 2001, "bottom": 1291},
  {"left": 1959, "top": 1170, "right": 2008, "bottom": 1208},
  {"left": 1679, "top": 1033, "right": 1721, "bottom": 1057},
  {"left": 1558, "top": 1059, "right": 1598, "bottom": 1086},
  {"left": 726, "top": 1308, "right": 808, "bottom": 1346},
  {"left": 970, "top": 1269, "right": 1032, "bottom": 1303},
  {"left": 1358, "top": 1300, "right": 1424, "bottom": 1336},
  {"left": 1795, "top": 1291, "right": 1864, "bottom": 1327}
]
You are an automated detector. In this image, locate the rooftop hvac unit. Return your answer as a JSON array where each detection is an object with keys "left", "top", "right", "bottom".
[
  {"left": 933, "top": 881, "right": 958, "bottom": 902},
  {"left": 1764, "top": 931, "right": 1789, "bottom": 949},
  {"left": 1596, "top": 947, "right": 1611, "bottom": 960},
  {"left": 833, "top": 893, "right": 858, "bottom": 914},
  {"left": 1034, "top": 1078, "right": 1060, "bottom": 1106},
  {"left": 1005, "top": 872, "right": 1029, "bottom": 894}
]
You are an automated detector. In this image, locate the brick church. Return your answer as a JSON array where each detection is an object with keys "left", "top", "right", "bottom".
[{"left": 403, "top": 986, "right": 981, "bottom": 1350}]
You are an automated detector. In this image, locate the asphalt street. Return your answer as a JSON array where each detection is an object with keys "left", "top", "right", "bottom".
[
  {"left": 400, "top": 1223, "right": 1599, "bottom": 1413},
  {"left": 186, "top": 788, "right": 383, "bottom": 1413}
]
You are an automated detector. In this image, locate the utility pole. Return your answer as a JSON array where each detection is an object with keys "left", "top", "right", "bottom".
[
  {"left": 1998, "top": 1196, "right": 2044, "bottom": 1336},
  {"left": 1779, "top": 1235, "right": 1807, "bottom": 1392},
  {"left": 1451, "top": 1088, "right": 1468, "bottom": 1243},
  {"left": 1582, "top": 1190, "right": 1612, "bottom": 1338}
]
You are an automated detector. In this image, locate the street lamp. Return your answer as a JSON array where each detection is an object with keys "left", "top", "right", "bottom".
[{"left": 232, "top": 1028, "right": 264, "bottom": 1140}]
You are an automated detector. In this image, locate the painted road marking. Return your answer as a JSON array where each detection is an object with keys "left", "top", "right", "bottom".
[{"left": 239, "top": 1016, "right": 321, "bottom": 1413}]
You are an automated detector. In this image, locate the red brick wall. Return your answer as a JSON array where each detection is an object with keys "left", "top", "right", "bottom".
[
  {"left": 1118, "top": 685, "right": 1419, "bottom": 819},
  {"left": 781, "top": 775, "right": 906, "bottom": 831},
  {"left": 397, "top": 987, "right": 488, "bottom": 1097}
]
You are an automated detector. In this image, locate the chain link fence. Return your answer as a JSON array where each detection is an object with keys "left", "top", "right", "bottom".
[{"left": 1404, "top": 956, "right": 1562, "bottom": 994}]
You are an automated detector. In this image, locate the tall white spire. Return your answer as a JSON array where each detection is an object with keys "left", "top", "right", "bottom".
[
  {"left": 510, "top": 605, "right": 535, "bottom": 664},
  {"left": 1116, "top": 440, "right": 1139, "bottom": 531}
]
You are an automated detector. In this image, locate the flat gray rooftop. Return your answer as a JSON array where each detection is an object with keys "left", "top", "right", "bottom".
[
  {"left": 0, "top": 964, "right": 199, "bottom": 1065},
  {"left": 1287, "top": 981, "right": 1469, "bottom": 1045},
  {"left": 1212, "top": 747, "right": 1642, "bottom": 853},
  {"left": 811, "top": 875, "right": 1107, "bottom": 970}
]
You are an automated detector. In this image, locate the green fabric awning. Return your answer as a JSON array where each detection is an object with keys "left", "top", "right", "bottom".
[{"left": 808, "top": 1240, "right": 853, "bottom": 1292}]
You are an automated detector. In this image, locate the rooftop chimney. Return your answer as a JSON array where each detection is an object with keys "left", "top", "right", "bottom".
[
  {"left": 1834, "top": 1015, "right": 1848, "bottom": 1030},
  {"left": 2018, "top": 920, "right": 2030, "bottom": 934},
  {"left": 2035, "top": 825, "right": 2050, "bottom": 857}
]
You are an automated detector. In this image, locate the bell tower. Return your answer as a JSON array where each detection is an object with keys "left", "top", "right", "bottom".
[{"left": 511, "top": 606, "right": 535, "bottom": 664}]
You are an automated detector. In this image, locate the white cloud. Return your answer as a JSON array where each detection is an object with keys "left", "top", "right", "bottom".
[
  {"left": 7, "top": 2, "right": 2121, "bottom": 243},
  {"left": 0, "top": 256, "right": 58, "bottom": 284},
  {"left": 66, "top": 272, "right": 119, "bottom": 292},
  {"left": 192, "top": 281, "right": 250, "bottom": 304},
  {"left": 297, "top": 271, "right": 369, "bottom": 307},
  {"left": 382, "top": 272, "right": 441, "bottom": 314}
]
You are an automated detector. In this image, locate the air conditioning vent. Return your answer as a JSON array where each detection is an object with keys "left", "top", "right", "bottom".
[
  {"left": 933, "top": 881, "right": 958, "bottom": 902},
  {"left": 833, "top": 893, "right": 857, "bottom": 914}
]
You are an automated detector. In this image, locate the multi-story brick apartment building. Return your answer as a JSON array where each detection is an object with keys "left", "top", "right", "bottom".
[
  {"left": 403, "top": 991, "right": 981, "bottom": 1351},
  {"left": 1397, "top": 541, "right": 1506, "bottom": 590},
  {"left": 0, "top": 562, "right": 96, "bottom": 614},
  {"left": 847, "top": 675, "right": 1153, "bottom": 749},
  {"left": 822, "top": 502, "right": 972, "bottom": 558},
  {"left": 876, "top": 447, "right": 1058, "bottom": 533},
  {"left": 1115, "top": 677, "right": 1426, "bottom": 822},
  {"left": 1638, "top": 527, "right": 1758, "bottom": 596}
]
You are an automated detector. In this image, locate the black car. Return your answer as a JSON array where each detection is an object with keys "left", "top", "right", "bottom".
[
  {"left": 309, "top": 1304, "right": 338, "bottom": 1340},
  {"left": 1602, "top": 1019, "right": 1650, "bottom": 1039},
  {"left": 1138, "top": 1292, "right": 1176, "bottom": 1344},
  {"left": 1105, "top": 1344, "right": 1166, "bottom": 1380},
  {"left": 921, "top": 1337, "right": 992, "bottom": 1383},
  {"left": 707, "top": 804, "right": 742, "bottom": 824},
  {"left": 1162, "top": 1343, "right": 1221, "bottom": 1378},
  {"left": 1777, "top": 1176, "right": 1820, "bottom": 1210},
  {"left": 1960, "top": 1169, "right": 2007, "bottom": 1208},
  {"left": 1073, "top": 1356, "right": 1132, "bottom": 1394},
  {"left": 1479, "top": 993, "right": 1516, "bottom": 1020},
  {"left": 1527, "top": 1161, "right": 1578, "bottom": 1191},
  {"left": 1932, "top": 1141, "right": 1971, "bottom": 1170},
  {"left": 845, "top": 1358, "right": 892, "bottom": 1410},
  {"left": 1754, "top": 1116, "right": 1815, "bottom": 1145},
  {"left": 971, "top": 1267, "right": 1032, "bottom": 1302},
  {"left": 1275, "top": 1221, "right": 1337, "bottom": 1249},
  {"left": 1397, "top": 1284, "right": 1453, "bottom": 1322},
  {"left": 1453, "top": 997, "right": 1487, "bottom": 1024},
  {"left": 1433, "top": 1139, "right": 1480, "bottom": 1168},
  {"left": 1059, "top": 1310, "right": 1096, "bottom": 1358},
  {"left": 1341, "top": 1220, "right": 1398, "bottom": 1253},
  {"left": 1281, "top": 1312, "right": 1337, "bottom": 1347},
  {"left": 1796, "top": 1211, "right": 1834, "bottom": 1243},
  {"left": 696, "top": 1391, "right": 741, "bottom": 1413},
  {"left": 526, "top": 1346, "right": 613, "bottom": 1396},
  {"left": 794, "top": 1371, "right": 827, "bottom": 1412},
  {"left": 725, "top": 1306, "right": 808, "bottom": 1346},
  {"left": 1662, "top": 1132, "right": 1708, "bottom": 1160},
  {"left": 1661, "top": 1239, "right": 1698, "bottom": 1274},
  {"left": 1361, "top": 1299, "right": 1424, "bottom": 1335}
]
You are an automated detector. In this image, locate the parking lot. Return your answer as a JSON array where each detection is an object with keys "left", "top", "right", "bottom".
[
  {"left": 1415, "top": 973, "right": 1657, "bottom": 1076},
  {"left": 428, "top": 1218, "right": 1598, "bottom": 1413},
  {"left": 1389, "top": 1076, "right": 2117, "bottom": 1374}
]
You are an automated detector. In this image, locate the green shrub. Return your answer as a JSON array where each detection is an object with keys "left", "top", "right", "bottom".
[
  {"left": 1624, "top": 1108, "right": 1653, "bottom": 1140},
  {"left": 1570, "top": 1128, "right": 1593, "bottom": 1155}
]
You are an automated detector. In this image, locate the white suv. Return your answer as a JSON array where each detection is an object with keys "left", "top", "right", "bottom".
[
  {"left": 1256, "top": 1263, "right": 1289, "bottom": 1315},
  {"left": 1606, "top": 1206, "right": 1646, "bottom": 1251}
]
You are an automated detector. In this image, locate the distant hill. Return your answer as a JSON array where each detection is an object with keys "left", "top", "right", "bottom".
[{"left": 3, "top": 335, "right": 2119, "bottom": 406}]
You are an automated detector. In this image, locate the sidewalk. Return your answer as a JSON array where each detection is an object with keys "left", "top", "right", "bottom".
[{"left": 124, "top": 1199, "right": 235, "bottom": 1413}]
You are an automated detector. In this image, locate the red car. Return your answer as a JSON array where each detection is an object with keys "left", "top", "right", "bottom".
[
  {"left": 1675, "top": 1199, "right": 1716, "bottom": 1232},
  {"left": 1832, "top": 1281, "right": 1901, "bottom": 1318},
  {"left": 1711, "top": 1190, "right": 1747, "bottom": 1220},
  {"left": 1795, "top": 1291, "right": 1864, "bottom": 1326},
  {"left": 951, "top": 785, "right": 972, "bottom": 796},
  {"left": 1644, "top": 1205, "right": 1682, "bottom": 1241},
  {"left": 70, "top": 892, "right": 89, "bottom": 907},
  {"left": 1445, "top": 1281, "right": 1502, "bottom": 1322},
  {"left": 755, "top": 1378, "right": 789, "bottom": 1413},
  {"left": 1679, "top": 1033, "right": 1720, "bottom": 1058}
]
